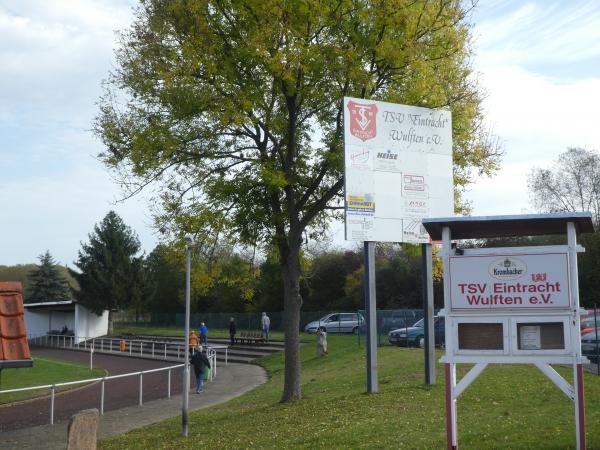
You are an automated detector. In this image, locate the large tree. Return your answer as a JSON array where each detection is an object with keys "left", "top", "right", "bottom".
[
  {"left": 96, "top": 0, "right": 501, "bottom": 400},
  {"left": 69, "top": 211, "right": 143, "bottom": 332},
  {"left": 528, "top": 147, "right": 600, "bottom": 224},
  {"left": 27, "top": 250, "right": 71, "bottom": 303}
]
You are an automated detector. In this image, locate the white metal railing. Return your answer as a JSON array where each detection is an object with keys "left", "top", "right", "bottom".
[
  {"left": 1, "top": 344, "right": 219, "bottom": 426},
  {"left": 28, "top": 334, "right": 228, "bottom": 365},
  {"left": 0, "top": 364, "right": 184, "bottom": 425}
]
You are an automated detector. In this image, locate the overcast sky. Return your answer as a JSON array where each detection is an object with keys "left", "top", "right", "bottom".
[{"left": 1, "top": 0, "right": 599, "bottom": 266}]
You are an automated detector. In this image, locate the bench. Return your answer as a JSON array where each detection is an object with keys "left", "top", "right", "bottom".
[{"left": 235, "top": 330, "right": 265, "bottom": 344}]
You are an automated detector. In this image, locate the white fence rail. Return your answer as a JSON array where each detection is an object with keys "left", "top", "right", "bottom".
[
  {"left": 0, "top": 363, "right": 184, "bottom": 425},
  {"left": 2, "top": 334, "right": 223, "bottom": 426},
  {"left": 28, "top": 334, "right": 228, "bottom": 365}
]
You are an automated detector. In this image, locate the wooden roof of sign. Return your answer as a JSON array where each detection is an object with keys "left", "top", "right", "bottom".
[{"left": 422, "top": 212, "right": 595, "bottom": 241}]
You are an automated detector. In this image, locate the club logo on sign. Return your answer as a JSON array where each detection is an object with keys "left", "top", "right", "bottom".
[{"left": 347, "top": 100, "right": 378, "bottom": 141}]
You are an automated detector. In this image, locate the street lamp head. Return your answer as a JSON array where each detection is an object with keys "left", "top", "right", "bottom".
[{"left": 184, "top": 234, "right": 194, "bottom": 246}]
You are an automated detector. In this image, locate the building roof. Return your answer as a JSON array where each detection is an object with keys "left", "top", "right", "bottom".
[
  {"left": 422, "top": 212, "right": 595, "bottom": 241},
  {"left": 24, "top": 300, "right": 74, "bottom": 307}
]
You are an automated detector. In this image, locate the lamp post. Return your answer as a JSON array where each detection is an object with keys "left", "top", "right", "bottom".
[{"left": 182, "top": 234, "right": 193, "bottom": 437}]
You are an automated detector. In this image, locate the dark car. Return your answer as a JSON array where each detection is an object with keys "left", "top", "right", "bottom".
[
  {"left": 388, "top": 316, "right": 445, "bottom": 348},
  {"left": 381, "top": 310, "right": 420, "bottom": 332},
  {"left": 582, "top": 328, "right": 600, "bottom": 363}
]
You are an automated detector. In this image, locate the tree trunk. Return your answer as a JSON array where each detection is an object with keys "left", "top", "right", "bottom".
[{"left": 280, "top": 239, "right": 302, "bottom": 402}]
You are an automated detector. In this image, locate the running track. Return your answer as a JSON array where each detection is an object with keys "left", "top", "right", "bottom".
[{"left": 0, "top": 348, "right": 186, "bottom": 431}]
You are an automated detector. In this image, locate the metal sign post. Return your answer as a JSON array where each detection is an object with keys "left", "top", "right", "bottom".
[
  {"left": 182, "top": 238, "right": 192, "bottom": 437},
  {"left": 364, "top": 241, "right": 378, "bottom": 393},
  {"left": 422, "top": 243, "right": 436, "bottom": 384}
]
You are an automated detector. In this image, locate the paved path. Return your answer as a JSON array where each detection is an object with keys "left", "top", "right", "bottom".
[{"left": 1, "top": 349, "right": 267, "bottom": 450}]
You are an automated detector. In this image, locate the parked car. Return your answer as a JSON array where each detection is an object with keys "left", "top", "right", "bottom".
[
  {"left": 381, "top": 310, "right": 420, "bottom": 332},
  {"left": 388, "top": 316, "right": 445, "bottom": 348},
  {"left": 582, "top": 328, "right": 600, "bottom": 363},
  {"left": 304, "top": 312, "right": 365, "bottom": 334},
  {"left": 581, "top": 315, "right": 600, "bottom": 336}
]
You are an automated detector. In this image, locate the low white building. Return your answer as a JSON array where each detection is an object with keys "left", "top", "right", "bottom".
[{"left": 24, "top": 301, "right": 109, "bottom": 343}]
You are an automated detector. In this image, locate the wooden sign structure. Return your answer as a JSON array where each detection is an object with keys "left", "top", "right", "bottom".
[
  {"left": 423, "top": 213, "right": 594, "bottom": 450},
  {"left": 343, "top": 97, "right": 454, "bottom": 392}
]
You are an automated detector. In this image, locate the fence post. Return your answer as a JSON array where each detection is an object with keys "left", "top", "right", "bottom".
[
  {"left": 110, "top": 339, "right": 112, "bottom": 352},
  {"left": 164, "top": 343, "right": 167, "bottom": 359},
  {"left": 100, "top": 378, "right": 105, "bottom": 415},
  {"left": 178, "top": 345, "right": 180, "bottom": 360},
  {"left": 140, "top": 341, "right": 143, "bottom": 357},
  {"left": 50, "top": 384, "right": 55, "bottom": 425},
  {"left": 130, "top": 341, "right": 132, "bottom": 355},
  {"left": 168, "top": 369, "right": 171, "bottom": 399},
  {"left": 139, "top": 372, "right": 143, "bottom": 406},
  {"left": 152, "top": 342, "right": 155, "bottom": 357}
]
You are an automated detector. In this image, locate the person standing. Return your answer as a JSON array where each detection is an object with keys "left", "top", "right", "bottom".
[
  {"left": 200, "top": 322, "right": 208, "bottom": 346},
  {"left": 190, "top": 345, "right": 211, "bottom": 393},
  {"left": 316, "top": 326, "right": 328, "bottom": 357},
  {"left": 229, "top": 317, "right": 237, "bottom": 345},
  {"left": 261, "top": 312, "right": 270, "bottom": 342},
  {"left": 189, "top": 330, "right": 199, "bottom": 352}
]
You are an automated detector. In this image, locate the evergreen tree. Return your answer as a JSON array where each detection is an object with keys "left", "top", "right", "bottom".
[
  {"left": 69, "top": 211, "right": 142, "bottom": 332},
  {"left": 27, "top": 250, "right": 71, "bottom": 303},
  {"left": 145, "top": 244, "right": 184, "bottom": 314}
]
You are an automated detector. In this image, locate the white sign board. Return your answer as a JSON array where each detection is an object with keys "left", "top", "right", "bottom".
[
  {"left": 449, "top": 252, "right": 571, "bottom": 311},
  {"left": 343, "top": 97, "right": 453, "bottom": 243}
]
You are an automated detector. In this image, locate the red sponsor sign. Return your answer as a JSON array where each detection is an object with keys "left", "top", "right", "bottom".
[{"left": 347, "top": 100, "right": 378, "bottom": 141}]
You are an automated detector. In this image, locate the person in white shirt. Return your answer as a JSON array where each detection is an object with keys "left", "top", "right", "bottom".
[{"left": 261, "top": 312, "right": 271, "bottom": 342}]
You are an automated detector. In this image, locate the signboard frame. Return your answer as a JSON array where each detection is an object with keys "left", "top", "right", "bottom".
[
  {"left": 342, "top": 97, "right": 455, "bottom": 393},
  {"left": 343, "top": 96, "right": 453, "bottom": 244},
  {"left": 422, "top": 213, "right": 593, "bottom": 450},
  {"left": 447, "top": 245, "right": 573, "bottom": 313}
]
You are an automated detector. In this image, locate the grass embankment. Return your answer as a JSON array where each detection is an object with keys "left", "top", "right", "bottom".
[
  {"left": 0, "top": 356, "right": 105, "bottom": 404},
  {"left": 100, "top": 335, "right": 600, "bottom": 449}
]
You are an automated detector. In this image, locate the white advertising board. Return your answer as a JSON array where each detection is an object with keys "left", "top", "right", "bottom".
[
  {"left": 449, "top": 252, "right": 571, "bottom": 311},
  {"left": 343, "top": 97, "right": 453, "bottom": 243}
]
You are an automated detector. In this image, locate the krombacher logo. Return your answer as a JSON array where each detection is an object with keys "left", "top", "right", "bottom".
[{"left": 488, "top": 257, "right": 527, "bottom": 280}]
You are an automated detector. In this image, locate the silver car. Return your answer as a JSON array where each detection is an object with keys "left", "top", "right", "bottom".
[{"left": 304, "top": 312, "right": 365, "bottom": 334}]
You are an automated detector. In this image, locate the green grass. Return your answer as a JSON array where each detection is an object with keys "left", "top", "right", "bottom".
[
  {"left": 0, "top": 356, "right": 105, "bottom": 404},
  {"left": 99, "top": 335, "right": 600, "bottom": 449}
]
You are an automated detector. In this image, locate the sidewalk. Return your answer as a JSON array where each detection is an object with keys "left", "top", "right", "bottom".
[{"left": 1, "top": 362, "right": 266, "bottom": 450}]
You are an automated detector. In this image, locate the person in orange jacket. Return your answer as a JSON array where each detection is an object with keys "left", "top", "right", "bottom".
[{"left": 189, "top": 330, "right": 199, "bottom": 351}]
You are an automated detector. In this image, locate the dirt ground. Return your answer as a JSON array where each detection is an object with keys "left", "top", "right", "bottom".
[{"left": 0, "top": 348, "right": 186, "bottom": 431}]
